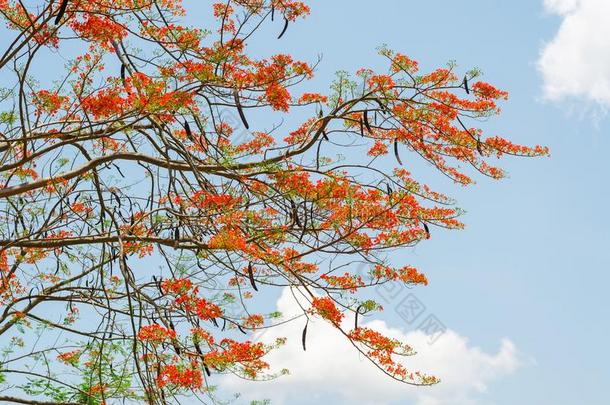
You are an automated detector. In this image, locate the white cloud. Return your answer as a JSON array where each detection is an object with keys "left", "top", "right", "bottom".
[
  {"left": 538, "top": 0, "right": 610, "bottom": 107},
  {"left": 220, "top": 288, "right": 524, "bottom": 405},
  {"left": 543, "top": 0, "right": 580, "bottom": 14}
]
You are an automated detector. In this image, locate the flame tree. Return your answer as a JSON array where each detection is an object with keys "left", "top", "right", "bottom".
[{"left": 0, "top": 1, "right": 547, "bottom": 404}]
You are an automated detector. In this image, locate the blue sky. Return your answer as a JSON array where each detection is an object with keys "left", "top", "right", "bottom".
[{"left": 211, "top": 1, "right": 610, "bottom": 404}]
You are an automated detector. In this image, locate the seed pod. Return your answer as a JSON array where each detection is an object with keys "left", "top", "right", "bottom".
[
  {"left": 271, "top": 4, "right": 275, "bottom": 20},
  {"left": 354, "top": 305, "right": 365, "bottom": 330},
  {"left": 115, "top": 163, "right": 126, "bottom": 178},
  {"left": 233, "top": 89, "right": 250, "bottom": 129},
  {"left": 363, "top": 110, "right": 372, "bottom": 133},
  {"left": 157, "top": 277, "right": 164, "bottom": 295},
  {"left": 237, "top": 324, "right": 247, "bottom": 334},
  {"left": 394, "top": 140, "right": 403, "bottom": 165},
  {"left": 194, "top": 341, "right": 203, "bottom": 355},
  {"left": 299, "top": 202, "right": 308, "bottom": 242},
  {"left": 423, "top": 223, "right": 430, "bottom": 239},
  {"left": 476, "top": 138, "right": 483, "bottom": 155},
  {"left": 463, "top": 76, "right": 470, "bottom": 94},
  {"left": 322, "top": 130, "right": 329, "bottom": 141},
  {"left": 301, "top": 321, "right": 308, "bottom": 351},
  {"left": 120, "top": 64, "right": 126, "bottom": 85},
  {"left": 359, "top": 118, "right": 364, "bottom": 137},
  {"left": 110, "top": 194, "right": 121, "bottom": 210},
  {"left": 54, "top": 0, "right": 69, "bottom": 25},
  {"left": 278, "top": 17, "right": 289, "bottom": 39},
  {"left": 291, "top": 200, "right": 301, "bottom": 227},
  {"left": 184, "top": 120, "right": 194, "bottom": 141},
  {"left": 247, "top": 262, "right": 258, "bottom": 291}
]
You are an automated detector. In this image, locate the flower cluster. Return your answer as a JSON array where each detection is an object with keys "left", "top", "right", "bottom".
[
  {"left": 162, "top": 278, "right": 223, "bottom": 321},
  {"left": 349, "top": 327, "right": 438, "bottom": 384},
  {"left": 204, "top": 339, "right": 270, "bottom": 378},
  {"left": 137, "top": 324, "right": 177, "bottom": 344},
  {"left": 320, "top": 273, "right": 365, "bottom": 293},
  {"left": 156, "top": 362, "right": 203, "bottom": 389},
  {"left": 373, "top": 265, "right": 429, "bottom": 286},
  {"left": 57, "top": 350, "right": 82, "bottom": 367},
  {"left": 309, "top": 296, "right": 344, "bottom": 325}
]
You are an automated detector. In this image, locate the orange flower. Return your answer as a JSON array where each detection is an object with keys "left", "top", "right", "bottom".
[
  {"left": 298, "top": 92, "right": 328, "bottom": 104},
  {"left": 373, "top": 265, "right": 428, "bottom": 286},
  {"left": 310, "top": 296, "right": 344, "bottom": 325},
  {"left": 321, "top": 273, "right": 365, "bottom": 293},
  {"left": 57, "top": 350, "right": 82, "bottom": 366},
  {"left": 138, "top": 324, "right": 176, "bottom": 343},
  {"left": 156, "top": 363, "right": 203, "bottom": 389},
  {"left": 204, "top": 339, "right": 269, "bottom": 378}
]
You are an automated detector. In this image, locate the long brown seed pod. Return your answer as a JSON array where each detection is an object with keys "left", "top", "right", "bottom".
[
  {"left": 278, "top": 17, "right": 289, "bottom": 39},
  {"left": 54, "top": 0, "right": 69, "bottom": 25},
  {"left": 247, "top": 262, "right": 258, "bottom": 291},
  {"left": 394, "top": 140, "right": 403, "bottom": 165},
  {"left": 302, "top": 321, "right": 308, "bottom": 351},
  {"left": 291, "top": 200, "right": 301, "bottom": 227},
  {"left": 233, "top": 89, "right": 250, "bottom": 129},
  {"left": 476, "top": 137, "right": 483, "bottom": 155},
  {"left": 299, "top": 201, "right": 307, "bottom": 242},
  {"left": 184, "top": 120, "right": 193, "bottom": 141},
  {"left": 194, "top": 341, "right": 203, "bottom": 355},
  {"left": 354, "top": 305, "right": 364, "bottom": 330},
  {"left": 120, "top": 63, "right": 126, "bottom": 85},
  {"left": 363, "top": 110, "right": 372, "bottom": 133}
]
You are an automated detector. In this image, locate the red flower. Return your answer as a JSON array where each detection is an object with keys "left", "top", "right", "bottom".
[
  {"left": 156, "top": 363, "right": 203, "bottom": 389},
  {"left": 310, "top": 296, "right": 344, "bottom": 325},
  {"left": 137, "top": 324, "right": 176, "bottom": 343}
]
